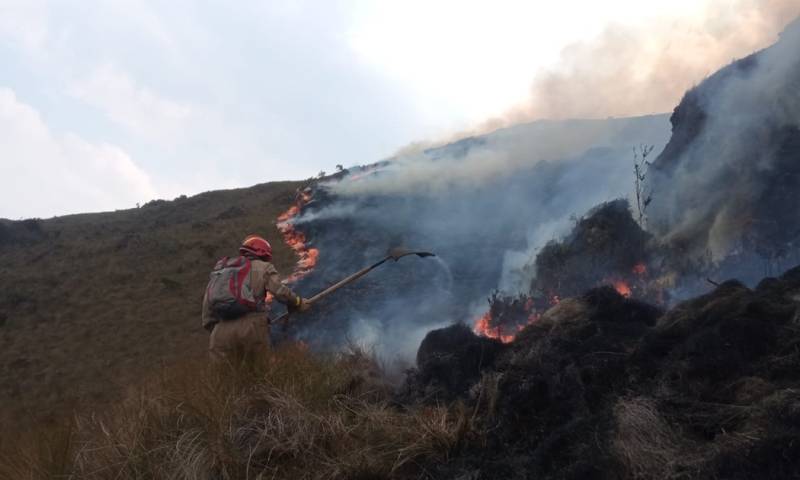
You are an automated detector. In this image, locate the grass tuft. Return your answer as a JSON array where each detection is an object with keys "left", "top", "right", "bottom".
[{"left": 0, "top": 344, "right": 463, "bottom": 479}]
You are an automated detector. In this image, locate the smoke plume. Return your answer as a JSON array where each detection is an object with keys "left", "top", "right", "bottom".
[
  {"left": 280, "top": 115, "right": 670, "bottom": 361},
  {"left": 647, "top": 17, "right": 800, "bottom": 279},
  {"left": 408, "top": 0, "right": 800, "bottom": 149},
  {"left": 279, "top": 9, "right": 800, "bottom": 362},
  {"left": 333, "top": 117, "right": 667, "bottom": 196}
]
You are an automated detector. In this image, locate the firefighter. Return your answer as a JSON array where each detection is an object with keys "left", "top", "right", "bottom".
[{"left": 202, "top": 234, "right": 310, "bottom": 362}]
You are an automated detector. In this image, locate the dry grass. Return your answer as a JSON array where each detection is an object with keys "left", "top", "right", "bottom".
[
  {"left": 611, "top": 396, "right": 692, "bottom": 480},
  {"left": 0, "top": 344, "right": 464, "bottom": 480},
  {"left": 0, "top": 181, "right": 304, "bottom": 431}
]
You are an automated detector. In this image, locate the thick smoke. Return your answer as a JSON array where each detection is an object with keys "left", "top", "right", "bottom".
[
  {"left": 647, "top": 18, "right": 800, "bottom": 280},
  {"left": 332, "top": 117, "right": 668, "bottom": 197},
  {"left": 404, "top": 0, "right": 800, "bottom": 150},
  {"left": 278, "top": 116, "right": 670, "bottom": 361},
  {"left": 505, "top": 0, "right": 799, "bottom": 121}
]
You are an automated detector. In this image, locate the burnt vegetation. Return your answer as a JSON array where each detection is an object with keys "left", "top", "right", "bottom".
[
  {"left": 534, "top": 200, "right": 654, "bottom": 300},
  {"left": 403, "top": 267, "right": 800, "bottom": 479}
]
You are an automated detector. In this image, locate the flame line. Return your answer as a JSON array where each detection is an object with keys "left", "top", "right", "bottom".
[{"left": 276, "top": 188, "right": 319, "bottom": 284}]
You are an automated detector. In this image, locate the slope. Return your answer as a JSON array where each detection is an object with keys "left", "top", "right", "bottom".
[{"left": 0, "top": 180, "right": 304, "bottom": 430}]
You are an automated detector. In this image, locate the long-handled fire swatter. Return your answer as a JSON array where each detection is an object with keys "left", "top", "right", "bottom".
[{"left": 271, "top": 247, "right": 435, "bottom": 325}]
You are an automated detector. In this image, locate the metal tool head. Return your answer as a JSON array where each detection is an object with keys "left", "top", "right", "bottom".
[{"left": 387, "top": 247, "right": 436, "bottom": 261}]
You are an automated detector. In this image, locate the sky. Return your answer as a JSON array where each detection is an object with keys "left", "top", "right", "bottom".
[{"left": 0, "top": 0, "right": 797, "bottom": 219}]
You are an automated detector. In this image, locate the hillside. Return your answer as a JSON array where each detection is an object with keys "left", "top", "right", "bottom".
[
  {"left": 648, "top": 17, "right": 800, "bottom": 280},
  {"left": 4, "top": 264, "right": 799, "bottom": 479},
  {"left": 2, "top": 17, "right": 799, "bottom": 479},
  {"left": 0, "top": 180, "right": 304, "bottom": 431},
  {"left": 278, "top": 115, "right": 671, "bottom": 357}
]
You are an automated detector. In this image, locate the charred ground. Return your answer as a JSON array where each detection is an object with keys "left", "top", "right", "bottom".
[{"left": 405, "top": 266, "right": 800, "bottom": 479}]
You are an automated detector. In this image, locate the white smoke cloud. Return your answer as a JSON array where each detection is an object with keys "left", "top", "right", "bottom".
[
  {"left": 331, "top": 116, "right": 668, "bottom": 197},
  {"left": 502, "top": 0, "right": 800, "bottom": 122},
  {"left": 397, "top": 0, "right": 800, "bottom": 149},
  {"left": 292, "top": 203, "right": 360, "bottom": 225},
  {"left": 0, "top": 87, "right": 157, "bottom": 218}
]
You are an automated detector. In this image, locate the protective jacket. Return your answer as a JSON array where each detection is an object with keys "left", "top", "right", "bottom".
[{"left": 201, "top": 259, "right": 300, "bottom": 331}]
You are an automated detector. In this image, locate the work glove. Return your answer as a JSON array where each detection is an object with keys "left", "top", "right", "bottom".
[{"left": 287, "top": 296, "right": 311, "bottom": 313}]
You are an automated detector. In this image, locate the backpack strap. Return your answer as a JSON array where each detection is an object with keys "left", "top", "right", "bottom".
[{"left": 230, "top": 256, "right": 253, "bottom": 306}]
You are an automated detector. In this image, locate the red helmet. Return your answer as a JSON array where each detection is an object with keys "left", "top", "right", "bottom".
[{"left": 240, "top": 234, "right": 272, "bottom": 261}]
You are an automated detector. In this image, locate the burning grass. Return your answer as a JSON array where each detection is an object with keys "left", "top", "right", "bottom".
[
  {"left": 0, "top": 344, "right": 464, "bottom": 480},
  {"left": 473, "top": 200, "right": 664, "bottom": 343},
  {"left": 473, "top": 293, "right": 546, "bottom": 343},
  {"left": 276, "top": 187, "right": 320, "bottom": 283}
]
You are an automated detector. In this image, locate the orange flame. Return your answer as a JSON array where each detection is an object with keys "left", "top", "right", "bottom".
[
  {"left": 632, "top": 263, "right": 647, "bottom": 275},
  {"left": 473, "top": 305, "right": 545, "bottom": 344},
  {"left": 275, "top": 188, "right": 319, "bottom": 285},
  {"left": 613, "top": 280, "right": 632, "bottom": 298},
  {"left": 277, "top": 205, "right": 299, "bottom": 223},
  {"left": 346, "top": 165, "right": 382, "bottom": 183},
  {"left": 474, "top": 311, "right": 515, "bottom": 343}
]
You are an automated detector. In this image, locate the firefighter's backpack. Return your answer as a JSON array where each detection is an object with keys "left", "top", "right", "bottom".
[{"left": 206, "top": 256, "right": 260, "bottom": 320}]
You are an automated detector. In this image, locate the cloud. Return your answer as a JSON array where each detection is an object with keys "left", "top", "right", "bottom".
[
  {"left": 69, "top": 64, "right": 194, "bottom": 144},
  {"left": 0, "top": 0, "right": 48, "bottom": 53},
  {"left": 0, "top": 87, "right": 157, "bottom": 218}
]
